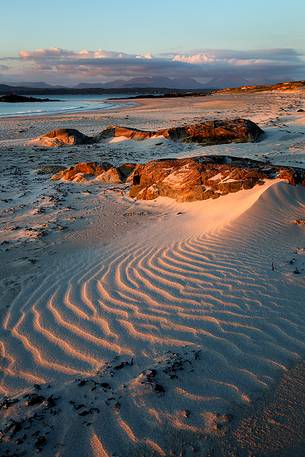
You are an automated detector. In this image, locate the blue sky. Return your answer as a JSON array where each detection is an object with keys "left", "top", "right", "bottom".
[
  {"left": 2, "top": 0, "right": 305, "bottom": 54},
  {"left": 1, "top": 0, "right": 305, "bottom": 85}
]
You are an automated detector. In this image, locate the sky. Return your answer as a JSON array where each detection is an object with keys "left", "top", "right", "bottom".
[{"left": 1, "top": 0, "right": 305, "bottom": 86}]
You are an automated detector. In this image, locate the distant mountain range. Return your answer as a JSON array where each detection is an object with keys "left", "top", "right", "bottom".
[
  {"left": 8, "top": 81, "right": 64, "bottom": 89},
  {"left": 0, "top": 78, "right": 304, "bottom": 96},
  {"left": 1, "top": 77, "right": 207, "bottom": 91},
  {"left": 74, "top": 77, "right": 205, "bottom": 90},
  {"left": 4, "top": 76, "right": 286, "bottom": 91},
  {"left": 0, "top": 78, "right": 212, "bottom": 96}
]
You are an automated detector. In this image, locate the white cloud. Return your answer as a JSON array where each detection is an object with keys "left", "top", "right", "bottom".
[
  {"left": 172, "top": 53, "right": 216, "bottom": 64},
  {"left": 19, "top": 48, "right": 131, "bottom": 60}
]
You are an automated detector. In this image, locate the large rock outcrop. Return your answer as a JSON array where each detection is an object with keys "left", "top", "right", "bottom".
[
  {"left": 129, "top": 156, "right": 305, "bottom": 202},
  {"left": 98, "top": 119, "right": 263, "bottom": 144},
  {"left": 31, "top": 119, "right": 264, "bottom": 147}
]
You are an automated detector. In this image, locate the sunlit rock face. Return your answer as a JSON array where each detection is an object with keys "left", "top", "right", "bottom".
[
  {"left": 51, "top": 155, "right": 305, "bottom": 201},
  {"left": 159, "top": 119, "right": 264, "bottom": 144},
  {"left": 31, "top": 128, "right": 95, "bottom": 147},
  {"left": 32, "top": 118, "right": 264, "bottom": 147},
  {"left": 51, "top": 161, "right": 136, "bottom": 184},
  {"left": 129, "top": 156, "right": 305, "bottom": 202},
  {"left": 96, "top": 125, "right": 158, "bottom": 141},
  {"left": 51, "top": 162, "right": 110, "bottom": 181},
  {"left": 97, "top": 119, "right": 263, "bottom": 144}
]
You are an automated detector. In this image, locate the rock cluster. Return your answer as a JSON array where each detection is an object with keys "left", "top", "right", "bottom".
[
  {"left": 51, "top": 155, "right": 305, "bottom": 202},
  {"left": 99, "top": 118, "right": 263, "bottom": 144},
  {"left": 32, "top": 118, "right": 264, "bottom": 147},
  {"left": 129, "top": 156, "right": 305, "bottom": 202},
  {"left": 51, "top": 161, "right": 136, "bottom": 184}
]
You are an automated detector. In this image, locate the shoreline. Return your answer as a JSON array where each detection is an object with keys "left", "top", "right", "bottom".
[
  {"left": 0, "top": 89, "right": 292, "bottom": 127},
  {"left": 0, "top": 98, "right": 139, "bottom": 122}
]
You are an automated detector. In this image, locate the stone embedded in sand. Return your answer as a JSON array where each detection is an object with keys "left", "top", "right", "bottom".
[
  {"left": 36, "top": 165, "right": 67, "bottom": 175},
  {"left": 24, "top": 393, "right": 45, "bottom": 407},
  {"left": 31, "top": 128, "right": 95, "bottom": 148},
  {"left": 129, "top": 156, "right": 305, "bottom": 202},
  {"left": 0, "top": 397, "right": 19, "bottom": 409},
  {"left": 51, "top": 162, "right": 110, "bottom": 181},
  {"left": 294, "top": 219, "right": 305, "bottom": 225},
  {"left": 51, "top": 161, "right": 136, "bottom": 183}
]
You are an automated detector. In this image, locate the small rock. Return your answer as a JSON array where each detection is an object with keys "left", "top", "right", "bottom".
[{"left": 24, "top": 394, "right": 45, "bottom": 407}]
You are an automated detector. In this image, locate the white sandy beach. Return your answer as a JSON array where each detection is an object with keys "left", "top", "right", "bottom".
[{"left": 0, "top": 92, "right": 305, "bottom": 456}]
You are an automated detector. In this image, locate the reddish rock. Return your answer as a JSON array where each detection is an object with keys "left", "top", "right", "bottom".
[
  {"left": 96, "top": 125, "right": 157, "bottom": 141},
  {"left": 278, "top": 167, "right": 305, "bottom": 187},
  {"left": 51, "top": 161, "right": 136, "bottom": 183},
  {"left": 118, "top": 163, "right": 137, "bottom": 180},
  {"left": 51, "top": 162, "right": 111, "bottom": 181},
  {"left": 50, "top": 156, "right": 305, "bottom": 203},
  {"left": 130, "top": 158, "right": 217, "bottom": 202},
  {"left": 31, "top": 128, "right": 94, "bottom": 147},
  {"left": 96, "top": 167, "right": 122, "bottom": 184},
  {"left": 32, "top": 118, "right": 264, "bottom": 148},
  {"left": 160, "top": 119, "right": 263, "bottom": 144},
  {"left": 294, "top": 219, "right": 305, "bottom": 225},
  {"left": 98, "top": 118, "right": 263, "bottom": 145},
  {"left": 129, "top": 156, "right": 305, "bottom": 202}
]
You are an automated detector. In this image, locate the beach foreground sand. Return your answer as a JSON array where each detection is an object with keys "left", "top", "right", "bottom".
[{"left": 0, "top": 92, "right": 305, "bottom": 456}]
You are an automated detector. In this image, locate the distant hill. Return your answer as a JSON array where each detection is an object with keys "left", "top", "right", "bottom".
[
  {"left": 8, "top": 81, "right": 63, "bottom": 89},
  {"left": 215, "top": 80, "right": 305, "bottom": 94},
  {"left": 0, "top": 94, "right": 58, "bottom": 103}
]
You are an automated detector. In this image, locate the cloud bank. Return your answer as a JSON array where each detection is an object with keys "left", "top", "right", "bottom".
[{"left": 1, "top": 47, "right": 304, "bottom": 87}]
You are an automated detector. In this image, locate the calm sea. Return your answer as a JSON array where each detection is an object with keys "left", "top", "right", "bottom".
[{"left": 0, "top": 93, "right": 133, "bottom": 118}]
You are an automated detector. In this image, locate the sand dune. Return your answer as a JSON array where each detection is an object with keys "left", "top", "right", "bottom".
[{"left": 1, "top": 180, "right": 305, "bottom": 455}]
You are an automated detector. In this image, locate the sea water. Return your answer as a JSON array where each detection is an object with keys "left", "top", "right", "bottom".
[{"left": 0, "top": 93, "right": 133, "bottom": 117}]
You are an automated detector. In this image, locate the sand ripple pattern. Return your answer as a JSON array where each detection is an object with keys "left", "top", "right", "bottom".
[{"left": 1, "top": 183, "right": 305, "bottom": 398}]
